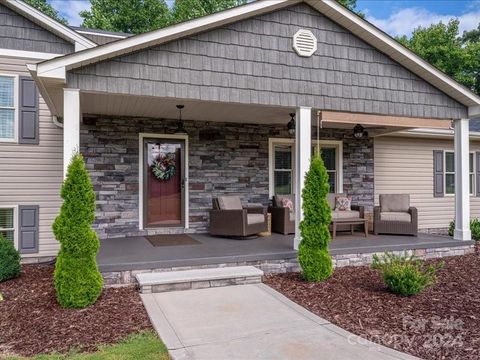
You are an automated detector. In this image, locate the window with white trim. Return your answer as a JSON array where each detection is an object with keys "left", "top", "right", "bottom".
[
  {"left": 0, "top": 75, "right": 16, "bottom": 141},
  {"left": 445, "top": 151, "right": 474, "bottom": 195},
  {"left": 273, "top": 143, "right": 294, "bottom": 195},
  {"left": 0, "top": 208, "right": 15, "bottom": 243},
  {"left": 269, "top": 139, "right": 343, "bottom": 196}
]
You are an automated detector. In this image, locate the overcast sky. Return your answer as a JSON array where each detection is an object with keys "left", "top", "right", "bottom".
[{"left": 51, "top": 0, "right": 480, "bottom": 37}]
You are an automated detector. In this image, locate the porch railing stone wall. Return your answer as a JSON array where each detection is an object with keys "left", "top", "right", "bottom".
[{"left": 81, "top": 116, "right": 374, "bottom": 239}]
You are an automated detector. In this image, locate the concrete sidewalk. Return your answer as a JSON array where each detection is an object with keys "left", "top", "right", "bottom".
[{"left": 141, "top": 284, "right": 417, "bottom": 360}]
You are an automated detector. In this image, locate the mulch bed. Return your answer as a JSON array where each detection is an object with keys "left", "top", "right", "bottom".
[
  {"left": 264, "top": 246, "right": 480, "bottom": 360},
  {"left": 0, "top": 265, "right": 152, "bottom": 357}
]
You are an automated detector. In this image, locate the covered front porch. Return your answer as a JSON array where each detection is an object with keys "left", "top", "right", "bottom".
[{"left": 97, "top": 232, "right": 474, "bottom": 284}]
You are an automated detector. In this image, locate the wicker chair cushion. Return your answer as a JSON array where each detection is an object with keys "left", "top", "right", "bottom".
[
  {"left": 380, "top": 194, "right": 410, "bottom": 213},
  {"left": 380, "top": 212, "right": 412, "bottom": 222},
  {"left": 328, "top": 193, "right": 346, "bottom": 210},
  {"left": 332, "top": 210, "right": 360, "bottom": 219},
  {"left": 217, "top": 196, "right": 242, "bottom": 210},
  {"left": 274, "top": 195, "right": 294, "bottom": 209},
  {"left": 247, "top": 214, "right": 265, "bottom": 225}
]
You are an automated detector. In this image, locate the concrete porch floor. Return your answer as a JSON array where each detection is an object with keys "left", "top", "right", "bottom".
[{"left": 97, "top": 231, "right": 473, "bottom": 272}]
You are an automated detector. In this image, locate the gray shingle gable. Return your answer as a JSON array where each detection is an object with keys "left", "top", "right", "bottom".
[
  {"left": 67, "top": 3, "right": 467, "bottom": 119},
  {"left": 0, "top": 3, "right": 74, "bottom": 54}
]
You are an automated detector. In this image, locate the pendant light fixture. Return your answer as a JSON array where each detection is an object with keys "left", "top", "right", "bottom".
[
  {"left": 287, "top": 112, "right": 295, "bottom": 135},
  {"left": 175, "top": 104, "right": 187, "bottom": 134}
]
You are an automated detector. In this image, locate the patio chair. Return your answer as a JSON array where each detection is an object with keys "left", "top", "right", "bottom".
[
  {"left": 374, "top": 194, "right": 418, "bottom": 236},
  {"left": 268, "top": 195, "right": 295, "bottom": 235},
  {"left": 209, "top": 196, "right": 268, "bottom": 238}
]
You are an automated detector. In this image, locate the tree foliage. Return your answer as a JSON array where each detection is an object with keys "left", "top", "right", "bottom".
[
  {"left": 298, "top": 155, "right": 333, "bottom": 282},
  {"left": 80, "top": 0, "right": 170, "bottom": 34},
  {"left": 171, "top": 0, "right": 246, "bottom": 24},
  {"left": 398, "top": 19, "right": 480, "bottom": 95},
  {"left": 24, "top": 0, "right": 68, "bottom": 25},
  {"left": 53, "top": 153, "right": 103, "bottom": 308},
  {"left": 336, "top": 0, "right": 364, "bottom": 17},
  {"left": 0, "top": 234, "right": 21, "bottom": 283}
]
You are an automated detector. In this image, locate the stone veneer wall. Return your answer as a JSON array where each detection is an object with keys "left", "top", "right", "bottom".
[{"left": 80, "top": 116, "right": 374, "bottom": 239}]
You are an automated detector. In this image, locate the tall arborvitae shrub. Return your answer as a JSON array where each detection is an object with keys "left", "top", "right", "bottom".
[
  {"left": 53, "top": 153, "right": 103, "bottom": 308},
  {"left": 298, "top": 154, "right": 333, "bottom": 281}
]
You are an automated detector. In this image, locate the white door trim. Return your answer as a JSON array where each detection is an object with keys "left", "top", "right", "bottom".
[{"left": 139, "top": 133, "right": 189, "bottom": 231}]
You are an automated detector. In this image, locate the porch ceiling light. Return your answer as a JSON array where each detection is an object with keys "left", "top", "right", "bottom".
[
  {"left": 287, "top": 113, "right": 296, "bottom": 135},
  {"left": 175, "top": 104, "right": 187, "bottom": 134},
  {"left": 353, "top": 124, "right": 368, "bottom": 138}
]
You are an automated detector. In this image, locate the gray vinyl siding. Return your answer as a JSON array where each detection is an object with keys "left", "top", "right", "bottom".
[
  {"left": 67, "top": 3, "right": 467, "bottom": 120},
  {"left": 0, "top": 55, "right": 62, "bottom": 258},
  {"left": 79, "top": 33, "right": 123, "bottom": 45},
  {"left": 0, "top": 3, "right": 74, "bottom": 54}
]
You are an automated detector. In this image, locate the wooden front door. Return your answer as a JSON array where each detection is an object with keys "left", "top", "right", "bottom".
[{"left": 143, "top": 138, "right": 185, "bottom": 228}]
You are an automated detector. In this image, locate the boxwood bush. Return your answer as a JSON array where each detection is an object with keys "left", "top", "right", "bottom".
[
  {"left": 53, "top": 153, "right": 103, "bottom": 308},
  {"left": 0, "top": 234, "right": 21, "bottom": 282},
  {"left": 448, "top": 218, "right": 480, "bottom": 240},
  {"left": 372, "top": 252, "right": 442, "bottom": 296},
  {"left": 298, "top": 154, "right": 333, "bottom": 282}
]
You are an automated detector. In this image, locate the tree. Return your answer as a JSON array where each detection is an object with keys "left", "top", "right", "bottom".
[
  {"left": 336, "top": 0, "right": 364, "bottom": 18},
  {"left": 80, "top": 0, "right": 170, "bottom": 34},
  {"left": 53, "top": 153, "right": 103, "bottom": 308},
  {"left": 298, "top": 154, "right": 333, "bottom": 282},
  {"left": 170, "top": 0, "right": 246, "bottom": 24},
  {"left": 24, "top": 0, "right": 68, "bottom": 25},
  {"left": 398, "top": 19, "right": 480, "bottom": 95}
]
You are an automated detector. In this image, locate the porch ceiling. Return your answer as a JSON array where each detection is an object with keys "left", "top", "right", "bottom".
[{"left": 79, "top": 92, "right": 412, "bottom": 135}]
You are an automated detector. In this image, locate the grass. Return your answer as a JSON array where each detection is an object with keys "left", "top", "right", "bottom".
[{"left": 5, "top": 331, "right": 169, "bottom": 360}]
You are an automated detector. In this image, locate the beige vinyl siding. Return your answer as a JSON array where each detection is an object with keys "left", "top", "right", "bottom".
[
  {"left": 0, "top": 55, "right": 62, "bottom": 258},
  {"left": 374, "top": 136, "right": 480, "bottom": 230}
]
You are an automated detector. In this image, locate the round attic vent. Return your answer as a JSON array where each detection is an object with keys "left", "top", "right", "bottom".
[{"left": 293, "top": 29, "right": 317, "bottom": 57}]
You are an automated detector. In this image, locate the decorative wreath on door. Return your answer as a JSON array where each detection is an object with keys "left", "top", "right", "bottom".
[{"left": 151, "top": 153, "right": 176, "bottom": 181}]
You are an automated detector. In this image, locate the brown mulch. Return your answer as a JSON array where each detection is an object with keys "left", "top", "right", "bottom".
[
  {"left": 264, "top": 246, "right": 480, "bottom": 360},
  {"left": 0, "top": 265, "right": 152, "bottom": 357}
]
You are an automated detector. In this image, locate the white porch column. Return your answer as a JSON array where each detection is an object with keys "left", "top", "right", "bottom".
[
  {"left": 454, "top": 118, "right": 471, "bottom": 240},
  {"left": 294, "top": 106, "right": 312, "bottom": 250},
  {"left": 63, "top": 88, "right": 81, "bottom": 178}
]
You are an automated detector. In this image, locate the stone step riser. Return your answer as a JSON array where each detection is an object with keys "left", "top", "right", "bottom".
[
  {"left": 140, "top": 276, "right": 262, "bottom": 294},
  {"left": 136, "top": 266, "right": 264, "bottom": 293}
]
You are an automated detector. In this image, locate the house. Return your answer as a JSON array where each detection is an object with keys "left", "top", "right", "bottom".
[{"left": 1, "top": 0, "right": 480, "bottom": 264}]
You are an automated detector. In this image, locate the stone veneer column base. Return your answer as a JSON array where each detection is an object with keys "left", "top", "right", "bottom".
[{"left": 102, "top": 244, "right": 475, "bottom": 286}]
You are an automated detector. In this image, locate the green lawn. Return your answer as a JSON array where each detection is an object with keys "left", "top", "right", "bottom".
[{"left": 6, "top": 331, "right": 169, "bottom": 360}]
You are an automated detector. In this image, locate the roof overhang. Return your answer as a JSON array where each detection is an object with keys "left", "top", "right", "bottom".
[
  {"left": 1, "top": 0, "right": 96, "bottom": 51},
  {"left": 383, "top": 128, "right": 480, "bottom": 140},
  {"left": 32, "top": 0, "right": 480, "bottom": 116}
]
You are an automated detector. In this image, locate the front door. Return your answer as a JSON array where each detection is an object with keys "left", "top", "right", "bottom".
[{"left": 143, "top": 138, "right": 185, "bottom": 228}]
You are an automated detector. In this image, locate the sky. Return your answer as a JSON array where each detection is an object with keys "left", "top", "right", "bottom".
[{"left": 51, "top": 0, "right": 480, "bottom": 37}]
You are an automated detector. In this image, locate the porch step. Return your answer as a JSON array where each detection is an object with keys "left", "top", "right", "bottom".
[{"left": 136, "top": 266, "right": 264, "bottom": 293}]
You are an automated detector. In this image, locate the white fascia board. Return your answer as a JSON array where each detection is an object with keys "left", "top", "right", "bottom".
[
  {"left": 35, "top": 0, "right": 296, "bottom": 78},
  {"left": 0, "top": 48, "right": 64, "bottom": 60},
  {"left": 4, "top": 0, "right": 96, "bottom": 50},
  {"left": 306, "top": 0, "right": 480, "bottom": 107},
  {"left": 75, "top": 30, "right": 128, "bottom": 39}
]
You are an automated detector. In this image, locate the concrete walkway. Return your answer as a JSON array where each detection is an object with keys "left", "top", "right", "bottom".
[{"left": 141, "top": 284, "right": 417, "bottom": 360}]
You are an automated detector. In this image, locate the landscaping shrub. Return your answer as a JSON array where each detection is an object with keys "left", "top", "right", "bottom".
[
  {"left": 0, "top": 234, "right": 21, "bottom": 282},
  {"left": 298, "top": 154, "right": 333, "bottom": 281},
  {"left": 448, "top": 218, "right": 480, "bottom": 240},
  {"left": 372, "top": 252, "right": 442, "bottom": 296},
  {"left": 53, "top": 153, "right": 103, "bottom": 308}
]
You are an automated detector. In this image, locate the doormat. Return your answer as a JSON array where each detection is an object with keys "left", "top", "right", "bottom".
[{"left": 145, "top": 234, "right": 201, "bottom": 247}]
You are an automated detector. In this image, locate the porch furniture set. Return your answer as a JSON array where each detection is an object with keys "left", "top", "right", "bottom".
[{"left": 209, "top": 194, "right": 418, "bottom": 238}]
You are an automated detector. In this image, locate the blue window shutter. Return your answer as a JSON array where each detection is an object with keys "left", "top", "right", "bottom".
[
  {"left": 433, "top": 150, "right": 444, "bottom": 197},
  {"left": 18, "top": 76, "right": 39, "bottom": 144},
  {"left": 19, "top": 205, "right": 39, "bottom": 254}
]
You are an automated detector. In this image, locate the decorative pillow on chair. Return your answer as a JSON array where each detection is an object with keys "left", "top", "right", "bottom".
[
  {"left": 335, "top": 196, "right": 352, "bottom": 211},
  {"left": 281, "top": 197, "right": 294, "bottom": 211}
]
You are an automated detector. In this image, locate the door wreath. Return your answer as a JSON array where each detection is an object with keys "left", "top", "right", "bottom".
[{"left": 151, "top": 153, "right": 176, "bottom": 181}]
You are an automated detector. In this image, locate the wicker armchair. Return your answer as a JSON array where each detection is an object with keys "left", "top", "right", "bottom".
[
  {"left": 209, "top": 196, "right": 267, "bottom": 238},
  {"left": 268, "top": 195, "right": 295, "bottom": 235},
  {"left": 374, "top": 194, "right": 418, "bottom": 236}
]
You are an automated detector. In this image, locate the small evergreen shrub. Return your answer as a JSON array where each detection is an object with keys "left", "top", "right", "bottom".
[
  {"left": 372, "top": 252, "right": 442, "bottom": 296},
  {"left": 448, "top": 218, "right": 480, "bottom": 240},
  {"left": 0, "top": 234, "right": 21, "bottom": 282},
  {"left": 53, "top": 153, "right": 103, "bottom": 308},
  {"left": 298, "top": 154, "right": 333, "bottom": 282}
]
